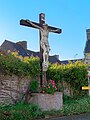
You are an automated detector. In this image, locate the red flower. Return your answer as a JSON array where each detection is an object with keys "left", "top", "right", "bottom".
[{"left": 42, "top": 90, "right": 45, "bottom": 94}]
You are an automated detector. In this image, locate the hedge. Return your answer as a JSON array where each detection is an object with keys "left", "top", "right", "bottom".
[{"left": 0, "top": 53, "right": 88, "bottom": 96}]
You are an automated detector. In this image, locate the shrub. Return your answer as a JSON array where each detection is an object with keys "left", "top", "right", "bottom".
[
  {"left": 0, "top": 54, "right": 40, "bottom": 78},
  {"left": 0, "top": 103, "right": 42, "bottom": 120},
  {"left": 47, "top": 61, "right": 88, "bottom": 96},
  {"left": 0, "top": 52, "right": 88, "bottom": 96},
  {"left": 29, "top": 80, "right": 38, "bottom": 93}
]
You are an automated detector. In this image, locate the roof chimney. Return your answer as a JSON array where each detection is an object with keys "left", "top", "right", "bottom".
[
  {"left": 16, "top": 41, "right": 27, "bottom": 50},
  {"left": 54, "top": 55, "right": 59, "bottom": 60}
]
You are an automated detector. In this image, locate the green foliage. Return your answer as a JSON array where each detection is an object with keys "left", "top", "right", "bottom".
[
  {"left": 0, "top": 54, "right": 40, "bottom": 78},
  {"left": 62, "top": 96, "right": 90, "bottom": 116},
  {"left": 1, "top": 96, "right": 90, "bottom": 119},
  {"left": 47, "top": 63, "right": 63, "bottom": 83},
  {"left": 0, "top": 103, "right": 42, "bottom": 120},
  {"left": 47, "top": 61, "right": 88, "bottom": 96},
  {"left": 44, "top": 96, "right": 90, "bottom": 117},
  {"left": 0, "top": 53, "right": 88, "bottom": 96},
  {"left": 29, "top": 80, "right": 38, "bottom": 92},
  {"left": 63, "top": 61, "right": 88, "bottom": 96},
  {"left": 24, "top": 56, "right": 41, "bottom": 78}
]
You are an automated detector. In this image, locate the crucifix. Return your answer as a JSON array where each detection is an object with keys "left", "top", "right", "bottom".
[{"left": 20, "top": 13, "right": 62, "bottom": 87}]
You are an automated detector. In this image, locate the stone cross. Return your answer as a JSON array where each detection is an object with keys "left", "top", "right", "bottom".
[{"left": 20, "top": 13, "right": 62, "bottom": 86}]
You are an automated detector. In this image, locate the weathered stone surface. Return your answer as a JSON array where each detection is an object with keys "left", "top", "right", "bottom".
[
  {"left": 29, "top": 92, "right": 63, "bottom": 111},
  {"left": 0, "top": 73, "right": 31, "bottom": 105},
  {"left": 0, "top": 72, "right": 71, "bottom": 106}
]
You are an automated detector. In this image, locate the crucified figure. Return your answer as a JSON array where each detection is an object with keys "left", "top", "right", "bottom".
[{"left": 26, "top": 19, "right": 59, "bottom": 71}]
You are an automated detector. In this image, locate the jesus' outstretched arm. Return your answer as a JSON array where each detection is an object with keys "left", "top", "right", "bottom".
[
  {"left": 26, "top": 19, "right": 43, "bottom": 31},
  {"left": 49, "top": 28, "right": 60, "bottom": 33}
]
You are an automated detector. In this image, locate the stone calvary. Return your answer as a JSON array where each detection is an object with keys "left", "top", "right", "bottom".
[{"left": 20, "top": 13, "right": 62, "bottom": 86}]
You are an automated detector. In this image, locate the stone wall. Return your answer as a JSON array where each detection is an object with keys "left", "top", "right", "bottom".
[
  {"left": 0, "top": 73, "right": 31, "bottom": 105},
  {"left": 0, "top": 72, "right": 73, "bottom": 105}
]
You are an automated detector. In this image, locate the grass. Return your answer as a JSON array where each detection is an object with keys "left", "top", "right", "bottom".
[
  {"left": 43, "top": 95, "right": 90, "bottom": 117},
  {"left": 0, "top": 103, "right": 43, "bottom": 120},
  {"left": 0, "top": 95, "right": 90, "bottom": 120}
]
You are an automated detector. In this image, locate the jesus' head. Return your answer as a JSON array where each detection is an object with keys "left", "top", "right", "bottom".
[{"left": 43, "top": 24, "right": 48, "bottom": 30}]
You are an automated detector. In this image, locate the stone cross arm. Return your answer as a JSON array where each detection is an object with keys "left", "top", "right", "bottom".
[
  {"left": 20, "top": 19, "right": 42, "bottom": 29},
  {"left": 20, "top": 19, "right": 62, "bottom": 34},
  {"left": 48, "top": 26, "right": 62, "bottom": 34}
]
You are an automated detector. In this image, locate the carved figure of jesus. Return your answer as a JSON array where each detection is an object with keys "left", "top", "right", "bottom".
[{"left": 26, "top": 20, "right": 59, "bottom": 71}]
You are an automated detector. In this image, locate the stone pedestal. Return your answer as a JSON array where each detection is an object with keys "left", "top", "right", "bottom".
[{"left": 29, "top": 92, "right": 63, "bottom": 111}]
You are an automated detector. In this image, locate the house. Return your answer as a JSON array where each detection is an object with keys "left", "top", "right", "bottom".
[
  {"left": 84, "top": 29, "right": 90, "bottom": 64},
  {"left": 0, "top": 40, "right": 61, "bottom": 64},
  {"left": 1, "top": 31, "right": 88, "bottom": 64}
]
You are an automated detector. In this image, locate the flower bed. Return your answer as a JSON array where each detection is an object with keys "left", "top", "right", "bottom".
[{"left": 42, "top": 80, "right": 58, "bottom": 95}]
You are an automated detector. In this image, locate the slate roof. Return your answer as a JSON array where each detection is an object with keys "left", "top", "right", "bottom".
[
  {"left": 0, "top": 40, "right": 61, "bottom": 64},
  {"left": 0, "top": 40, "right": 82, "bottom": 64},
  {"left": 27, "top": 50, "right": 61, "bottom": 64},
  {"left": 60, "top": 59, "right": 83, "bottom": 64},
  {"left": 49, "top": 55, "right": 61, "bottom": 64},
  {"left": 0, "top": 40, "right": 27, "bottom": 56},
  {"left": 27, "top": 50, "right": 40, "bottom": 57}
]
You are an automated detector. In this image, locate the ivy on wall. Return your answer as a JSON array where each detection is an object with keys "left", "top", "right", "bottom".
[{"left": 0, "top": 52, "right": 88, "bottom": 96}]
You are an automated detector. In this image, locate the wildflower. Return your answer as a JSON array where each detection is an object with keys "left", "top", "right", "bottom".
[
  {"left": 50, "top": 80, "right": 53, "bottom": 83},
  {"left": 52, "top": 85, "right": 55, "bottom": 88},
  {"left": 42, "top": 80, "right": 58, "bottom": 95},
  {"left": 55, "top": 87, "right": 58, "bottom": 90}
]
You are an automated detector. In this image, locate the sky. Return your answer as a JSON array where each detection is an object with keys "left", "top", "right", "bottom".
[{"left": 0, "top": 0, "right": 90, "bottom": 60}]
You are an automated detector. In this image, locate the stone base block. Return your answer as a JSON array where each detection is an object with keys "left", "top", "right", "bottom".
[{"left": 29, "top": 92, "right": 63, "bottom": 111}]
